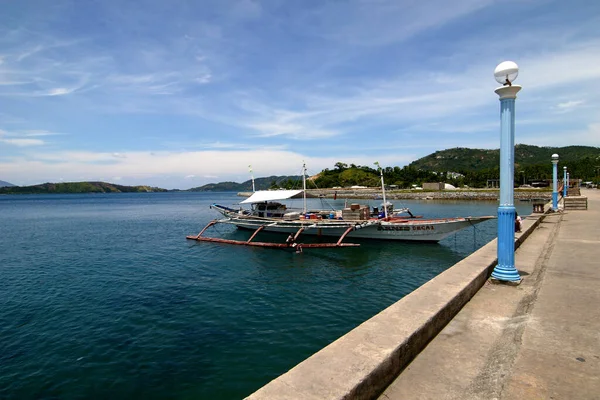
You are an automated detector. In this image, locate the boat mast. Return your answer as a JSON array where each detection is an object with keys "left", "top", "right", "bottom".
[
  {"left": 375, "top": 162, "right": 388, "bottom": 219},
  {"left": 302, "top": 162, "right": 307, "bottom": 214},
  {"left": 249, "top": 165, "right": 255, "bottom": 192}
]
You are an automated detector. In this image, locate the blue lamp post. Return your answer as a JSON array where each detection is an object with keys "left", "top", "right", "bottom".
[
  {"left": 563, "top": 166, "right": 567, "bottom": 198},
  {"left": 567, "top": 172, "right": 570, "bottom": 194},
  {"left": 491, "top": 61, "right": 521, "bottom": 282},
  {"left": 552, "top": 154, "right": 559, "bottom": 211}
]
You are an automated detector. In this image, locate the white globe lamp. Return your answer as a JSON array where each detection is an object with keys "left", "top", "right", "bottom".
[{"left": 494, "top": 61, "right": 519, "bottom": 86}]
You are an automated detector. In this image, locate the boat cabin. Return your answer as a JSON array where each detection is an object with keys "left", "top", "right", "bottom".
[{"left": 252, "top": 202, "right": 287, "bottom": 218}]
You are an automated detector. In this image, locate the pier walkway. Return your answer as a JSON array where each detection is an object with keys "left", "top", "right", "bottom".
[{"left": 380, "top": 188, "right": 600, "bottom": 400}]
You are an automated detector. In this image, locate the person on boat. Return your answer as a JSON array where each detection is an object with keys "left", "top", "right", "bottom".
[
  {"left": 286, "top": 234, "right": 295, "bottom": 246},
  {"left": 286, "top": 234, "right": 300, "bottom": 249}
]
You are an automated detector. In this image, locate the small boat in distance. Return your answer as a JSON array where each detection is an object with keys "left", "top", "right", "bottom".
[{"left": 187, "top": 164, "right": 495, "bottom": 248}]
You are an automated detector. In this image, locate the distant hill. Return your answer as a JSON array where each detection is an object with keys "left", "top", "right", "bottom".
[
  {"left": 0, "top": 181, "right": 168, "bottom": 195},
  {"left": 0, "top": 180, "right": 15, "bottom": 187},
  {"left": 409, "top": 144, "right": 600, "bottom": 171},
  {"left": 188, "top": 175, "right": 302, "bottom": 192}
]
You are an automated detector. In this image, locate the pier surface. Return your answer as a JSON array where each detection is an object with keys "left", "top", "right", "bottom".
[{"left": 380, "top": 188, "right": 600, "bottom": 399}]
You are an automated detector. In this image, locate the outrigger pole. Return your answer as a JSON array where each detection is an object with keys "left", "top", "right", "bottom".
[{"left": 186, "top": 220, "right": 360, "bottom": 249}]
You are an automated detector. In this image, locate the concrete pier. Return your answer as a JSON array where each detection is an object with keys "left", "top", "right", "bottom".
[
  {"left": 380, "top": 187, "right": 600, "bottom": 399},
  {"left": 247, "top": 189, "right": 599, "bottom": 400}
]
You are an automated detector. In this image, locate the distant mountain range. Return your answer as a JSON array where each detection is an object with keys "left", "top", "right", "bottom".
[
  {"left": 408, "top": 144, "right": 600, "bottom": 171},
  {"left": 0, "top": 181, "right": 168, "bottom": 195},
  {"left": 188, "top": 175, "right": 302, "bottom": 192},
  {"left": 0, "top": 180, "right": 15, "bottom": 188},
  {"left": 2, "top": 144, "right": 598, "bottom": 194}
]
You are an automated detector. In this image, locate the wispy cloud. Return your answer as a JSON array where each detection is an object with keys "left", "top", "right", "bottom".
[
  {"left": 295, "top": 0, "right": 496, "bottom": 47},
  {"left": 21, "top": 130, "right": 63, "bottom": 137},
  {"left": 555, "top": 100, "right": 585, "bottom": 113},
  {"left": 0, "top": 128, "right": 59, "bottom": 146},
  {"left": 0, "top": 138, "right": 45, "bottom": 146}
]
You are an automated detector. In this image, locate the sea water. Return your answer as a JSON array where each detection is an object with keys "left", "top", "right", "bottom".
[{"left": 0, "top": 192, "right": 531, "bottom": 399}]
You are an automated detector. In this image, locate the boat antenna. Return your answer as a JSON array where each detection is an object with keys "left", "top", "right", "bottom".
[
  {"left": 249, "top": 164, "right": 255, "bottom": 192},
  {"left": 375, "top": 161, "right": 388, "bottom": 219},
  {"left": 302, "top": 161, "right": 307, "bottom": 214}
]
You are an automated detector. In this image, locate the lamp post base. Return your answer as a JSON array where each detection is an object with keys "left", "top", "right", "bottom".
[
  {"left": 492, "top": 206, "right": 520, "bottom": 282},
  {"left": 552, "top": 192, "right": 558, "bottom": 211},
  {"left": 491, "top": 264, "right": 522, "bottom": 282}
]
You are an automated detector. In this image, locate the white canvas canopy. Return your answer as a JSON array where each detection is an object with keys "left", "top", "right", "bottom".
[{"left": 240, "top": 190, "right": 304, "bottom": 204}]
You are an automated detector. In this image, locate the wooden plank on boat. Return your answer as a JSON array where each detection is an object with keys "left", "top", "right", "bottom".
[
  {"left": 293, "top": 227, "right": 305, "bottom": 241},
  {"left": 247, "top": 226, "right": 265, "bottom": 243},
  {"left": 185, "top": 235, "right": 359, "bottom": 248},
  {"left": 336, "top": 225, "right": 356, "bottom": 246},
  {"left": 194, "top": 220, "right": 218, "bottom": 238}
]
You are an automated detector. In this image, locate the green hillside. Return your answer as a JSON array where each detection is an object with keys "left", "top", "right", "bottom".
[
  {"left": 188, "top": 175, "right": 302, "bottom": 192},
  {"left": 187, "top": 144, "right": 600, "bottom": 191},
  {"left": 410, "top": 144, "right": 600, "bottom": 171},
  {"left": 0, "top": 181, "right": 168, "bottom": 195}
]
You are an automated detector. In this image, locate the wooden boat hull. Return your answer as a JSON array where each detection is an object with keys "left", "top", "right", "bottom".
[{"left": 211, "top": 206, "right": 494, "bottom": 242}]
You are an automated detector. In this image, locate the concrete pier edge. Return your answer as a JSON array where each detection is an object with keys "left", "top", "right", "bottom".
[{"left": 246, "top": 206, "right": 551, "bottom": 400}]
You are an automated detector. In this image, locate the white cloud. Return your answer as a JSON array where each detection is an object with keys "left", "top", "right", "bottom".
[
  {"left": 22, "top": 130, "right": 63, "bottom": 137},
  {"left": 0, "top": 149, "right": 405, "bottom": 189},
  {"left": 1, "top": 138, "right": 45, "bottom": 146},
  {"left": 555, "top": 100, "right": 585, "bottom": 113},
  {"left": 46, "top": 87, "right": 75, "bottom": 96}
]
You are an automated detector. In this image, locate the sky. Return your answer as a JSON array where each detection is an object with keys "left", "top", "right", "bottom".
[{"left": 1, "top": 0, "right": 599, "bottom": 189}]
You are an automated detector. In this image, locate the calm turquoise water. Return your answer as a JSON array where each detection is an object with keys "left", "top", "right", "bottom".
[{"left": 0, "top": 192, "right": 531, "bottom": 399}]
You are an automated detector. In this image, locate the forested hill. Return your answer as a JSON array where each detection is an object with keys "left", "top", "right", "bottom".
[
  {"left": 409, "top": 144, "right": 600, "bottom": 171},
  {"left": 0, "top": 180, "right": 15, "bottom": 187},
  {"left": 188, "top": 175, "right": 302, "bottom": 192},
  {"left": 0, "top": 182, "right": 167, "bottom": 194}
]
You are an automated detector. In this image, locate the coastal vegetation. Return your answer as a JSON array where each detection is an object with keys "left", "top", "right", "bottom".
[
  {"left": 0, "top": 181, "right": 167, "bottom": 195},
  {"left": 306, "top": 145, "right": 598, "bottom": 189},
  {"left": 187, "top": 145, "right": 599, "bottom": 191}
]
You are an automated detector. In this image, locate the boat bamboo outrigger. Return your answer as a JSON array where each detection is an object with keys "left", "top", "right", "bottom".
[
  {"left": 186, "top": 220, "right": 361, "bottom": 248},
  {"left": 186, "top": 163, "right": 495, "bottom": 249}
]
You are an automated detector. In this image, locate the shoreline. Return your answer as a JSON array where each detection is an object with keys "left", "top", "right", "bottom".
[{"left": 238, "top": 188, "right": 552, "bottom": 201}]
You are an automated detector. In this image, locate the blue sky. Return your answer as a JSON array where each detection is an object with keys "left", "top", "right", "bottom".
[{"left": 1, "top": 0, "right": 599, "bottom": 189}]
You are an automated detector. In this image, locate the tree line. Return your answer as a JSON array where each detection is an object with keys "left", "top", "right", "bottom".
[{"left": 272, "top": 156, "right": 600, "bottom": 190}]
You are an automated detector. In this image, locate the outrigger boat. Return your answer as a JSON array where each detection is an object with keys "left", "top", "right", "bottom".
[{"left": 186, "top": 164, "right": 495, "bottom": 249}]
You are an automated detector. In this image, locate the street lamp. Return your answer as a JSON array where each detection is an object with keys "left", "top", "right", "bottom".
[
  {"left": 563, "top": 166, "right": 567, "bottom": 198},
  {"left": 567, "top": 172, "right": 570, "bottom": 194},
  {"left": 552, "top": 154, "right": 559, "bottom": 211},
  {"left": 491, "top": 61, "right": 521, "bottom": 283}
]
